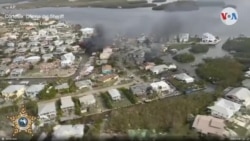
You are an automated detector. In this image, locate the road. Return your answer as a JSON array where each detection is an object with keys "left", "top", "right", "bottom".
[{"left": 38, "top": 82, "right": 135, "bottom": 104}]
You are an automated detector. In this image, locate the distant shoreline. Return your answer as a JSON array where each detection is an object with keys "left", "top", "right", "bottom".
[{"left": 2, "top": 0, "right": 231, "bottom": 11}]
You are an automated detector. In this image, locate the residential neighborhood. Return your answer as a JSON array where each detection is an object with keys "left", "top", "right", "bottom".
[{"left": 0, "top": 8, "right": 250, "bottom": 141}]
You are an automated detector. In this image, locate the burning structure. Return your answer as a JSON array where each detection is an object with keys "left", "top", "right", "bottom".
[{"left": 79, "top": 25, "right": 108, "bottom": 55}]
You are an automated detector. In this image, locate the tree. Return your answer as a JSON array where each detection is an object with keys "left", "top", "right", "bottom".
[
  {"left": 196, "top": 57, "right": 244, "bottom": 88},
  {"left": 25, "top": 100, "right": 38, "bottom": 116},
  {"left": 173, "top": 53, "right": 195, "bottom": 63}
]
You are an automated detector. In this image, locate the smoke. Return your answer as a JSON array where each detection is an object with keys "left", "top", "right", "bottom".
[
  {"left": 149, "top": 15, "right": 183, "bottom": 42},
  {"left": 79, "top": 24, "right": 110, "bottom": 55}
]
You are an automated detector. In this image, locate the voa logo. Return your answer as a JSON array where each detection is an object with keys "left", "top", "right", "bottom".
[{"left": 220, "top": 7, "right": 238, "bottom": 25}]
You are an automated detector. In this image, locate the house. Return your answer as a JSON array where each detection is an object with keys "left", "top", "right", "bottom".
[
  {"left": 42, "top": 54, "right": 54, "bottom": 62},
  {"left": 30, "top": 47, "right": 40, "bottom": 53},
  {"left": 13, "top": 56, "right": 26, "bottom": 64},
  {"left": 97, "top": 74, "right": 119, "bottom": 83},
  {"left": 130, "top": 83, "right": 151, "bottom": 96},
  {"left": 102, "top": 65, "right": 112, "bottom": 74},
  {"left": 60, "top": 96, "right": 75, "bottom": 114},
  {"left": 54, "top": 40, "right": 64, "bottom": 46},
  {"left": 81, "top": 27, "right": 94, "bottom": 38},
  {"left": 173, "top": 73, "right": 195, "bottom": 83},
  {"left": 38, "top": 101, "right": 57, "bottom": 123},
  {"left": 0, "top": 65, "right": 10, "bottom": 76},
  {"left": 99, "top": 47, "right": 113, "bottom": 60},
  {"left": 52, "top": 124, "right": 84, "bottom": 141},
  {"left": 55, "top": 83, "right": 69, "bottom": 91},
  {"left": 242, "top": 79, "right": 250, "bottom": 89},
  {"left": 61, "top": 53, "right": 75, "bottom": 67},
  {"left": 17, "top": 42, "right": 27, "bottom": 48},
  {"left": 201, "top": 32, "right": 219, "bottom": 44},
  {"left": 4, "top": 47, "right": 15, "bottom": 54},
  {"left": 149, "top": 64, "right": 169, "bottom": 75},
  {"left": 75, "top": 80, "right": 92, "bottom": 89},
  {"left": 16, "top": 47, "right": 29, "bottom": 53},
  {"left": 26, "top": 84, "right": 45, "bottom": 98},
  {"left": 224, "top": 87, "right": 250, "bottom": 107},
  {"left": 208, "top": 98, "right": 241, "bottom": 119},
  {"left": 192, "top": 115, "right": 226, "bottom": 137},
  {"left": 1, "top": 85, "right": 26, "bottom": 100},
  {"left": 25, "top": 56, "right": 41, "bottom": 64},
  {"left": 178, "top": 33, "right": 189, "bottom": 43},
  {"left": 108, "top": 89, "right": 121, "bottom": 101},
  {"left": 79, "top": 94, "right": 96, "bottom": 113},
  {"left": 38, "top": 29, "right": 47, "bottom": 36},
  {"left": 10, "top": 68, "right": 25, "bottom": 77},
  {"left": 150, "top": 81, "right": 171, "bottom": 93},
  {"left": 7, "top": 42, "right": 15, "bottom": 47}
]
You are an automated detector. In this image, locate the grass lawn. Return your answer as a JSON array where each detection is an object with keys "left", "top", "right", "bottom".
[
  {"left": 95, "top": 95, "right": 109, "bottom": 111},
  {"left": 227, "top": 122, "right": 248, "bottom": 137},
  {"left": 168, "top": 43, "right": 191, "bottom": 50},
  {"left": 111, "top": 93, "right": 132, "bottom": 108}
]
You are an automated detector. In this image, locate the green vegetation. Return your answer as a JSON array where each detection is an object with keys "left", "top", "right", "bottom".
[
  {"left": 37, "top": 83, "right": 57, "bottom": 100},
  {"left": 196, "top": 57, "right": 244, "bottom": 88},
  {"left": 105, "top": 93, "right": 214, "bottom": 134},
  {"left": 100, "top": 92, "right": 113, "bottom": 109},
  {"left": 119, "top": 88, "right": 137, "bottom": 104},
  {"left": 0, "top": 105, "right": 19, "bottom": 114},
  {"left": 169, "top": 78, "right": 205, "bottom": 93},
  {"left": 24, "top": 100, "right": 38, "bottom": 116},
  {"left": 222, "top": 37, "right": 250, "bottom": 65},
  {"left": 227, "top": 122, "right": 247, "bottom": 137},
  {"left": 173, "top": 53, "right": 195, "bottom": 63},
  {"left": 16, "top": 0, "right": 156, "bottom": 9},
  {"left": 153, "top": 57, "right": 164, "bottom": 65},
  {"left": 72, "top": 97, "right": 81, "bottom": 115},
  {"left": 56, "top": 100, "right": 62, "bottom": 117},
  {"left": 189, "top": 44, "right": 211, "bottom": 54},
  {"left": 168, "top": 44, "right": 190, "bottom": 50}
]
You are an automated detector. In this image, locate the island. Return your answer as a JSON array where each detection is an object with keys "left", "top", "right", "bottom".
[{"left": 173, "top": 53, "right": 195, "bottom": 63}]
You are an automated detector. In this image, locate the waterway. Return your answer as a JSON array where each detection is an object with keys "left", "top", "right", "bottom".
[{"left": 1, "top": 0, "right": 250, "bottom": 80}]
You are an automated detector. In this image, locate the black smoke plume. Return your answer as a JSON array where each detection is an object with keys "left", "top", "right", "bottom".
[
  {"left": 150, "top": 15, "right": 183, "bottom": 43},
  {"left": 79, "top": 24, "right": 108, "bottom": 55}
]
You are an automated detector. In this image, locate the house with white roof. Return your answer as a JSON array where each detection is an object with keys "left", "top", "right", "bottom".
[
  {"left": 108, "top": 89, "right": 121, "bottom": 101},
  {"left": 55, "top": 83, "right": 69, "bottom": 91},
  {"left": 178, "top": 33, "right": 189, "bottom": 43},
  {"left": 201, "top": 32, "right": 219, "bottom": 44},
  {"left": 81, "top": 27, "right": 94, "bottom": 38},
  {"left": 60, "top": 52, "right": 75, "bottom": 67},
  {"left": 52, "top": 124, "right": 84, "bottom": 141},
  {"left": 38, "top": 29, "right": 47, "bottom": 36},
  {"left": 42, "top": 54, "right": 54, "bottom": 62},
  {"left": 149, "top": 64, "right": 169, "bottom": 75},
  {"left": 10, "top": 68, "right": 25, "bottom": 77},
  {"left": 79, "top": 94, "right": 96, "bottom": 113},
  {"left": 150, "top": 81, "right": 172, "bottom": 93},
  {"left": 60, "top": 96, "right": 75, "bottom": 115},
  {"left": 4, "top": 47, "right": 15, "bottom": 54},
  {"left": 75, "top": 80, "right": 92, "bottom": 90},
  {"left": 1, "top": 85, "right": 26, "bottom": 100},
  {"left": 25, "top": 56, "right": 41, "bottom": 64},
  {"left": 13, "top": 56, "right": 26, "bottom": 64},
  {"left": 30, "top": 47, "right": 40, "bottom": 53},
  {"left": 26, "top": 84, "right": 45, "bottom": 98},
  {"left": 208, "top": 98, "right": 241, "bottom": 119},
  {"left": 225, "top": 87, "right": 250, "bottom": 107},
  {"left": 173, "top": 73, "right": 195, "bottom": 83},
  {"left": 38, "top": 101, "right": 57, "bottom": 123},
  {"left": 54, "top": 40, "right": 64, "bottom": 46}
]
